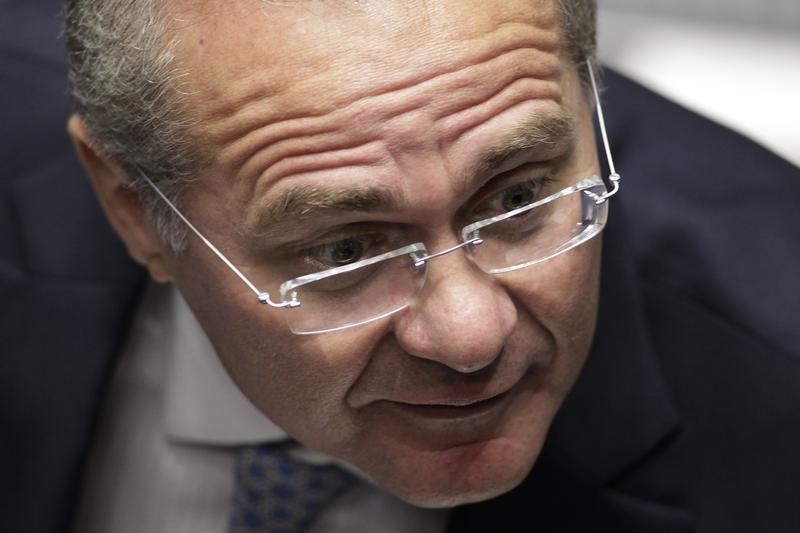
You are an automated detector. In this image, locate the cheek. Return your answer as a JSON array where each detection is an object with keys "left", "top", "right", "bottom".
[
  {"left": 171, "top": 249, "right": 384, "bottom": 451},
  {"left": 514, "top": 236, "right": 600, "bottom": 330},
  {"left": 507, "top": 237, "right": 602, "bottom": 380}
]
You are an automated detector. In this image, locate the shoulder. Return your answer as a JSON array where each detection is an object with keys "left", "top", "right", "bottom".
[
  {"left": 604, "top": 68, "right": 800, "bottom": 358},
  {"left": 605, "top": 70, "right": 800, "bottom": 530}
]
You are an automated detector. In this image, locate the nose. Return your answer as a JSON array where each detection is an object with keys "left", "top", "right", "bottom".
[{"left": 392, "top": 246, "right": 518, "bottom": 373}]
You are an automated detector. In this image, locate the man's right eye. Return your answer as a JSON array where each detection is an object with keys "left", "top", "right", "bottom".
[
  {"left": 315, "top": 237, "right": 369, "bottom": 266},
  {"left": 305, "top": 234, "right": 388, "bottom": 270}
]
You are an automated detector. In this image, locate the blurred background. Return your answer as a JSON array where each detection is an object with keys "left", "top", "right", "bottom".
[{"left": 598, "top": 0, "right": 800, "bottom": 166}]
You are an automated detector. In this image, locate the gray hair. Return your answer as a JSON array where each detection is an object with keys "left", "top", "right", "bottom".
[
  {"left": 556, "top": 0, "right": 597, "bottom": 76},
  {"left": 65, "top": 0, "right": 597, "bottom": 251},
  {"left": 65, "top": 0, "right": 197, "bottom": 250}
]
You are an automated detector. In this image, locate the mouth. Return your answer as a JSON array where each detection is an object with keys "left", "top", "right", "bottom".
[
  {"left": 390, "top": 389, "right": 514, "bottom": 420},
  {"left": 367, "top": 385, "right": 521, "bottom": 449},
  {"left": 360, "top": 369, "right": 543, "bottom": 450}
]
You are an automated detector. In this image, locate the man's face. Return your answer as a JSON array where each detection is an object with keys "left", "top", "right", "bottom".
[{"left": 163, "top": 0, "right": 601, "bottom": 506}]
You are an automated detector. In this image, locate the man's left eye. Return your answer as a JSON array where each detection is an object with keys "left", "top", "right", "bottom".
[
  {"left": 477, "top": 178, "right": 551, "bottom": 218},
  {"left": 499, "top": 181, "right": 539, "bottom": 212}
]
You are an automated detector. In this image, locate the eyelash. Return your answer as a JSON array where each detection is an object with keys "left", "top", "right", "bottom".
[
  {"left": 291, "top": 226, "right": 409, "bottom": 271},
  {"left": 306, "top": 234, "right": 384, "bottom": 268},
  {"left": 469, "top": 172, "right": 556, "bottom": 219}
]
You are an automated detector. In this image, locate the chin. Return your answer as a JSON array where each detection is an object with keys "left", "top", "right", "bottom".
[
  {"left": 400, "top": 471, "right": 529, "bottom": 509},
  {"left": 360, "top": 434, "right": 543, "bottom": 509}
]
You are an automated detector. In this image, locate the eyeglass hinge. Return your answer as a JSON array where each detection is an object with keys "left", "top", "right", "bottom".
[{"left": 586, "top": 172, "right": 622, "bottom": 205}]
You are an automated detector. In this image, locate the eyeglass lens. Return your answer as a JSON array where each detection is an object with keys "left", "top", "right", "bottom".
[{"left": 282, "top": 178, "right": 607, "bottom": 334}]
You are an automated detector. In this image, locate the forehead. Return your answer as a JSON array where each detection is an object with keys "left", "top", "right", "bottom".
[
  {"left": 167, "top": 0, "right": 574, "bottom": 209},
  {"left": 170, "top": 0, "right": 562, "bottom": 94},
  {"left": 170, "top": 1, "right": 565, "bottom": 122}
]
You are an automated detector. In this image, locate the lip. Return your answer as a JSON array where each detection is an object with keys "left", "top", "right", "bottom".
[
  {"left": 351, "top": 369, "right": 530, "bottom": 409},
  {"left": 388, "top": 388, "right": 514, "bottom": 419},
  {"left": 373, "top": 385, "right": 518, "bottom": 444}
]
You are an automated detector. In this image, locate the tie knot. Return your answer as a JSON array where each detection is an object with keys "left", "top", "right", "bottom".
[{"left": 228, "top": 443, "right": 356, "bottom": 532}]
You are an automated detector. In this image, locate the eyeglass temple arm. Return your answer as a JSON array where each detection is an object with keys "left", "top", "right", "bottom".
[
  {"left": 138, "top": 172, "right": 298, "bottom": 308},
  {"left": 586, "top": 58, "right": 621, "bottom": 203}
]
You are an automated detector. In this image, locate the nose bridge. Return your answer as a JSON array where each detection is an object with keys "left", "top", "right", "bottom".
[{"left": 393, "top": 239, "right": 517, "bottom": 373}]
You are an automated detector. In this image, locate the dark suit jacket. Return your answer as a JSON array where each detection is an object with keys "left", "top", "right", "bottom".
[{"left": 2, "top": 3, "right": 800, "bottom": 532}]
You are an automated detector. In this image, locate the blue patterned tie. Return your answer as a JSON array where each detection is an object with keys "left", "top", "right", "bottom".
[{"left": 227, "top": 443, "right": 356, "bottom": 532}]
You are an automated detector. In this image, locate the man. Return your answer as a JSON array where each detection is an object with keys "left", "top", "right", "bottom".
[{"left": 3, "top": 0, "right": 800, "bottom": 531}]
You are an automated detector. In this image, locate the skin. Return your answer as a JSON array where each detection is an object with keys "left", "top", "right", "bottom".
[{"left": 70, "top": 0, "right": 602, "bottom": 508}]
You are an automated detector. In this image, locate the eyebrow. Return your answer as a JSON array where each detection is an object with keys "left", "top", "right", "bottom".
[
  {"left": 476, "top": 110, "right": 576, "bottom": 177},
  {"left": 261, "top": 184, "right": 398, "bottom": 226}
]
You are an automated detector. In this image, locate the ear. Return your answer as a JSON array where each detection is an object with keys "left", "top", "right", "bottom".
[{"left": 67, "top": 114, "right": 174, "bottom": 283}]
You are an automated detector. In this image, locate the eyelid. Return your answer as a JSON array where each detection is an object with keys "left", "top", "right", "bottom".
[
  {"left": 247, "top": 206, "right": 401, "bottom": 249},
  {"left": 471, "top": 163, "right": 555, "bottom": 206},
  {"left": 305, "top": 233, "right": 379, "bottom": 257},
  {"left": 278, "top": 222, "right": 410, "bottom": 256},
  {"left": 300, "top": 234, "right": 378, "bottom": 268}
]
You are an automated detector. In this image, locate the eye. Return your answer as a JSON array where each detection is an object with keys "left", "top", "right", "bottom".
[
  {"left": 499, "top": 181, "right": 538, "bottom": 212},
  {"left": 300, "top": 228, "right": 412, "bottom": 271},
  {"left": 477, "top": 176, "right": 553, "bottom": 218},
  {"left": 278, "top": 224, "right": 413, "bottom": 277},
  {"left": 313, "top": 236, "right": 372, "bottom": 267}
]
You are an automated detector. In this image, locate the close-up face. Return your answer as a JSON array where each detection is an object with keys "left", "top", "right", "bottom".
[{"left": 148, "top": 0, "right": 602, "bottom": 507}]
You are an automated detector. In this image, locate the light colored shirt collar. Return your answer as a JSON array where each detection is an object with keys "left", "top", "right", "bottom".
[
  {"left": 161, "top": 285, "right": 287, "bottom": 445},
  {"left": 159, "top": 284, "right": 364, "bottom": 474}
]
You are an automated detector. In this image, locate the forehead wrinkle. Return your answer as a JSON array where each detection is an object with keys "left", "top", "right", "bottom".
[
  {"left": 255, "top": 51, "right": 559, "bottom": 189},
  {"left": 415, "top": 48, "right": 562, "bottom": 130},
  {"left": 215, "top": 46, "right": 560, "bottom": 191},
  {"left": 196, "top": 17, "right": 558, "bottom": 139},
  {"left": 433, "top": 59, "right": 563, "bottom": 147},
  {"left": 257, "top": 140, "right": 388, "bottom": 191},
  {"left": 194, "top": 23, "right": 559, "bottom": 172},
  {"left": 244, "top": 133, "right": 385, "bottom": 201}
]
